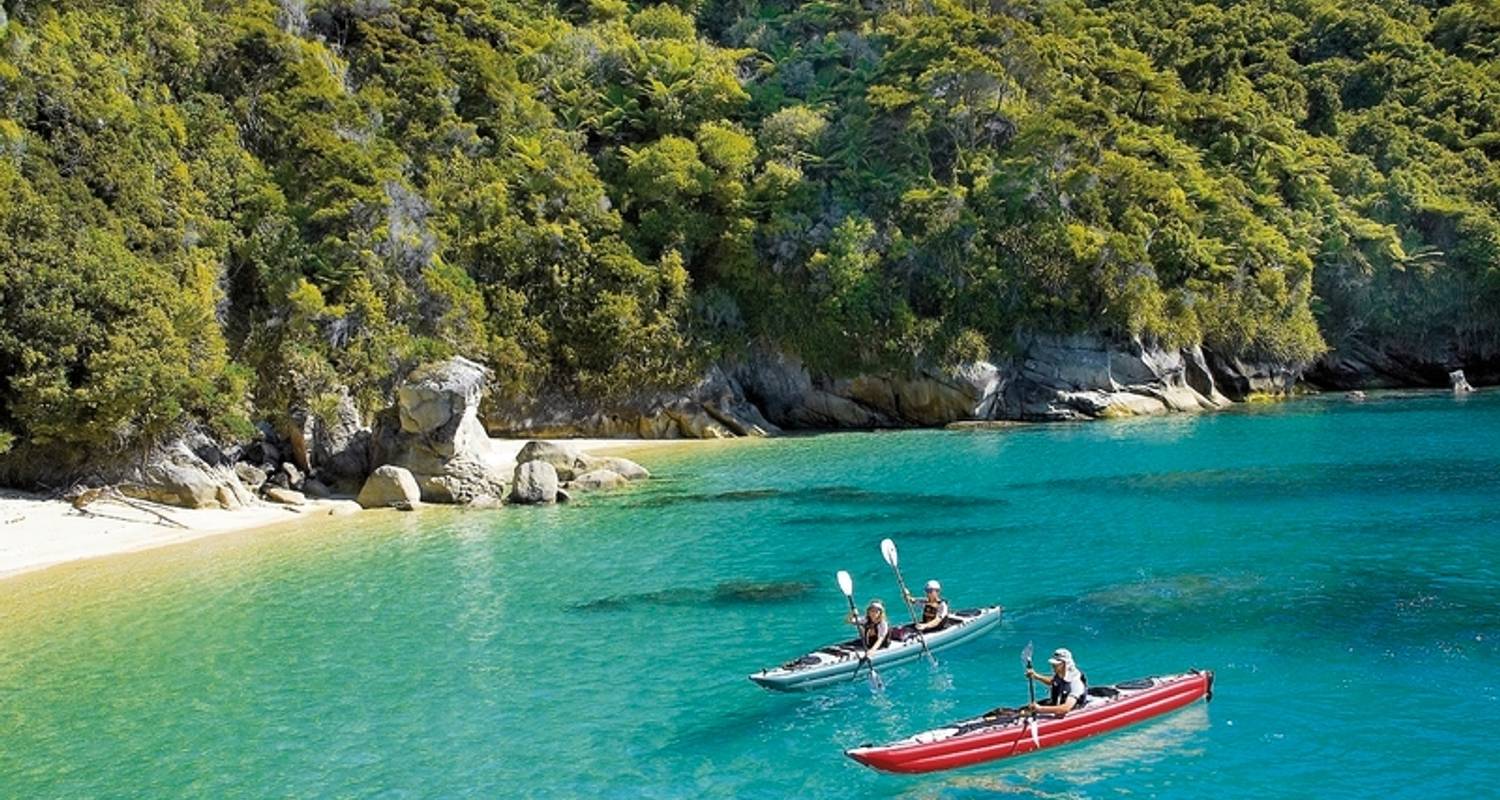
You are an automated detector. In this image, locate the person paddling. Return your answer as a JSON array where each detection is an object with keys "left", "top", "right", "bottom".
[
  {"left": 849, "top": 600, "right": 891, "bottom": 650},
  {"left": 903, "top": 579, "right": 952, "bottom": 633},
  {"left": 1025, "top": 648, "right": 1088, "bottom": 716}
]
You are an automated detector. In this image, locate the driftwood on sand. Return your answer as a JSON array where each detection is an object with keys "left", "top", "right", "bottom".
[{"left": 68, "top": 486, "right": 190, "bottom": 530}]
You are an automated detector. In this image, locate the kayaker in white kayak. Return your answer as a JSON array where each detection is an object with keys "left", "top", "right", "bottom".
[
  {"left": 848, "top": 600, "right": 891, "bottom": 650},
  {"left": 904, "top": 579, "right": 952, "bottom": 633},
  {"left": 1025, "top": 647, "right": 1088, "bottom": 716}
]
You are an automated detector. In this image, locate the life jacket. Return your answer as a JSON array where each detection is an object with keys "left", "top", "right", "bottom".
[
  {"left": 1049, "top": 671, "right": 1088, "bottom": 708},
  {"left": 860, "top": 618, "right": 887, "bottom": 648},
  {"left": 920, "top": 599, "right": 943, "bottom": 623}
]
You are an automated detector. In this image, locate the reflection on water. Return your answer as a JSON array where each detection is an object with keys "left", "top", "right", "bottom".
[{"left": 924, "top": 705, "right": 1212, "bottom": 798}]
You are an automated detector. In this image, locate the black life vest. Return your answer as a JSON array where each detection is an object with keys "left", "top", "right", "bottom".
[
  {"left": 860, "top": 619, "right": 886, "bottom": 648},
  {"left": 1050, "top": 672, "right": 1088, "bottom": 708},
  {"left": 921, "top": 600, "right": 942, "bottom": 623}
]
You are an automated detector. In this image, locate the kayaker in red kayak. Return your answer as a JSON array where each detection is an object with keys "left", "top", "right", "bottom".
[
  {"left": 903, "top": 580, "right": 952, "bottom": 633},
  {"left": 1025, "top": 647, "right": 1088, "bottom": 716},
  {"left": 848, "top": 600, "right": 891, "bottom": 650}
]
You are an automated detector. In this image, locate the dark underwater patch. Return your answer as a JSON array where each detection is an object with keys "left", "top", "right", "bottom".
[{"left": 572, "top": 579, "right": 817, "bottom": 612}]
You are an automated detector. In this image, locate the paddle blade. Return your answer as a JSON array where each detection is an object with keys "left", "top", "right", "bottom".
[
  {"left": 1021, "top": 641, "right": 1033, "bottom": 664},
  {"left": 836, "top": 570, "right": 854, "bottom": 598},
  {"left": 880, "top": 538, "right": 898, "bottom": 567},
  {"left": 1028, "top": 718, "right": 1041, "bottom": 749}
]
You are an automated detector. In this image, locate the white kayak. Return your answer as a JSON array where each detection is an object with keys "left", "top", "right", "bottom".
[{"left": 749, "top": 605, "right": 1004, "bottom": 691}]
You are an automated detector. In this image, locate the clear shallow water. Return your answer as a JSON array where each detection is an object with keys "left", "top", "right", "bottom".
[{"left": 2, "top": 392, "right": 1498, "bottom": 798}]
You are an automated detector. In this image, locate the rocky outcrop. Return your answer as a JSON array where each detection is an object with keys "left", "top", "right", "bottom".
[
  {"left": 510, "top": 461, "right": 559, "bottom": 504},
  {"left": 485, "top": 365, "right": 779, "bottom": 440},
  {"left": 1451, "top": 369, "right": 1476, "bottom": 394},
  {"left": 733, "top": 336, "right": 1233, "bottom": 426},
  {"left": 486, "top": 335, "right": 1264, "bottom": 435},
  {"left": 991, "top": 336, "right": 1232, "bottom": 420},
  {"left": 1201, "top": 349, "right": 1300, "bottom": 401},
  {"left": 284, "top": 390, "right": 370, "bottom": 494},
  {"left": 372, "top": 357, "right": 510, "bottom": 503},
  {"left": 117, "top": 434, "right": 255, "bottom": 510},
  {"left": 571, "top": 469, "right": 627, "bottom": 491},
  {"left": 264, "top": 486, "right": 307, "bottom": 506},
  {"left": 1309, "top": 337, "right": 1498, "bottom": 390},
  {"left": 357, "top": 465, "right": 422, "bottom": 509},
  {"left": 516, "top": 441, "right": 651, "bottom": 483}
]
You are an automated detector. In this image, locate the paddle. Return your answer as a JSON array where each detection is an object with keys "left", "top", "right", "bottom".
[
  {"left": 1022, "top": 641, "right": 1041, "bottom": 749},
  {"left": 879, "top": 538, "right": 936, "bottom": 667},
  {"left": 836, "top": 570, "right": 884, "bottom": 691}
]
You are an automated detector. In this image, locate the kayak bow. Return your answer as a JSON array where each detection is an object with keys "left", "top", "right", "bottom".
[{"left": 846, "top": 669, "right": 1213, "bottom": 773}]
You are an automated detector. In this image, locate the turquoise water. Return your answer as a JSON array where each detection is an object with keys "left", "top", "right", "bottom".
[{"left": 2, "top": 392, "right": 1499, "bottom": 798}]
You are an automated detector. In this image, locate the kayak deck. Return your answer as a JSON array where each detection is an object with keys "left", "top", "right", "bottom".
[
  {"left": 748, "top": 605, "right": 1003, "bottom": 691},
  {"left": 846, "top": 669, "right": 1213, "bottom": 773}
]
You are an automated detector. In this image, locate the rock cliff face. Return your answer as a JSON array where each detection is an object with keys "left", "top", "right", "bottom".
[
  {"left": 484, "top": 365, "right": 779, "bottom": 440},
  {"left": 1307, "top": 337, "right": 1500, "bottom": 390},
  {"left": 483, "top": 334, "right": 1269, "bottom": 436}
]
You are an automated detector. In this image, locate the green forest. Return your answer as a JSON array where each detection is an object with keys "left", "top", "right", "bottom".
[{"left": 1, "top": 0, "right": 1498, "bottom": 466}]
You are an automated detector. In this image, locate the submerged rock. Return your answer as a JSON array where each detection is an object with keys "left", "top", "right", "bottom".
[{"left": 357, "top": 465, "right": 422, "bottom": 509}]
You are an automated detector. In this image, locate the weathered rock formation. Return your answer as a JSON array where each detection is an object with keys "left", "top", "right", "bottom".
[
  {"left": 510, "top": 460, "right": 559, "bottom": 504},
  {"left": 1308, "top": 337, "right": 1499, "bottom": 390},
  {"left": 485, "top": 366, "right": 778, "bottom": 440},
  {"left": 283, "top": 390, "right": 371, "bottom": 494},
  {"left": 484, "top": 335, "right": 1264, "bottom": 435},
  {"left": 357, "top": 465, "right": 422, "bottom": 509},
  {"left": 734, "top": 336, "right": 1235, "bottom": 426},
  {"left": 116, "top": 433, "right": 256, "bottom": 510},
  {"left": 372, "top": 357, "right": 510, "bottom": 504}
]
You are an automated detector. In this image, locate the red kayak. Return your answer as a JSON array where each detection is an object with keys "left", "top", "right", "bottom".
[{"left": 846, "top": 670, "right": 1213, "bottom": 773}]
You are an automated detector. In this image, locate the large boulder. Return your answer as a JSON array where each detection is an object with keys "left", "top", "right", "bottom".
[
  {"left": 263, "top": 486, "right": 307, "bottom": 506},
  {"left": 510, "top": 460, "right": 559, "bottom": 504},
  {"left": 584, "top": 455, "right": 649, "bottom": 481},
  {"left": 570, "top": 469, "right": 627, "bottom": 491},
  {"left": 118, "top": 435, "right": 255, "bottom": 510},
  {"left": 357, "top": 465, "right": 422, "bottom": 509},
  {"left": 516, "top": 440, "right": 586, "bottom": 480},
  {"left": 372, "top": 357, "right": 509, "bottom": 503}
]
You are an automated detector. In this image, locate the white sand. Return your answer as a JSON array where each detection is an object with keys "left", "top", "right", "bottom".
[{"left": 0, "top": 437, "right": 704, "bottom": 580}]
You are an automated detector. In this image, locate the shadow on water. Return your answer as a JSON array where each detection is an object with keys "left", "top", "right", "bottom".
[
  {"left": 1003, "top": 458, "right": 1500, "bottom": 501},
  {"left": 571, "top": 579, "right": 817, "bottom": 612},
  {"left": 1016, "top": 568, "right": 1499, "bottom": 658},
  {"left": 611, "top": 485, "right": 1008, "bottom": 511}
]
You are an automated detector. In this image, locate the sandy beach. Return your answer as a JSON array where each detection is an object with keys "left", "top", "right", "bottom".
[{"left": 0, "top": 437, "right": 702, "bottom": 581}]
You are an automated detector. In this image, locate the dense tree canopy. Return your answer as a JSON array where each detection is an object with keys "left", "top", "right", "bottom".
[{"left": 1, "top": 0, "right": 1497, "bottom": 462}]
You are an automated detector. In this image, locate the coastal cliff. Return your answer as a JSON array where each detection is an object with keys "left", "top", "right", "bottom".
[{"left": 484, "top": 334, "right": 1309, "bottom": 438}]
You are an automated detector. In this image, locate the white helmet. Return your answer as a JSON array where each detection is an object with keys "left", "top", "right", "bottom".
[{"left": 924, "top": 580, "right": 942, "bottom": 592}]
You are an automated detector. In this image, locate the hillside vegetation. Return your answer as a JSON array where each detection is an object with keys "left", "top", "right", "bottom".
[{"left": 1, "top": 0, "right": 1497, "bottom": 465}]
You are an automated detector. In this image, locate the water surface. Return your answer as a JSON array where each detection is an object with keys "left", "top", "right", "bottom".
[{"left": 2, "top": 392, "right": 1498, "bottom": 798}]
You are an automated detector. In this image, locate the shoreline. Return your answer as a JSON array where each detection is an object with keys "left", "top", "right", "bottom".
[
  {"left": 0, "top": 388, "right": 1473, "bottom": 582},
  {"left": 0, "top": 438, "right": 708, "bottom": 582}
]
